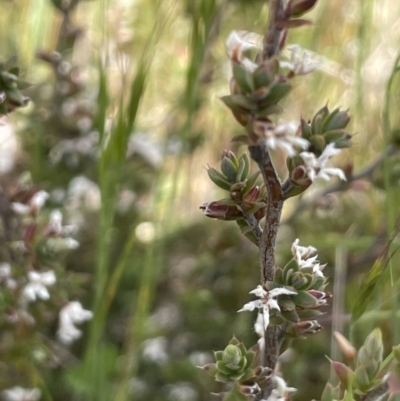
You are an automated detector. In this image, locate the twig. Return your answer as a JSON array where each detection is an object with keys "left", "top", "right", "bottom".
[
  {"left": 262, "top": 0, "right": 286, "bottom": 60},
  {"left": 239, "top": 205, "right": 263, "bottom": 243},
  {"left": 248, "top": 142, "right": 283, "bottom": 398},
  {"left": 249, "top": 143, "right": 284, "bottom": 283}
]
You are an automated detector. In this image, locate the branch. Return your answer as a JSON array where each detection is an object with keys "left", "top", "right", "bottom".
[
  {"left": 249, "top": 142, "right": 284, "bottom": 283},
  {"left": 262, "top": 0, "right": 286, "bottom": 60},
  {"left": 238, "top": 206, "right": 263, "bottom": 243}
]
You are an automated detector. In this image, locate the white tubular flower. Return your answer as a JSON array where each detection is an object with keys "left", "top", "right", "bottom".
[
  {"left": 291, "top": 238, "right": 325, "bottom": 277},
  {"left": 300, "top": 143, "right": 346, "bottom": 182},
  {"left": 226, "top": 30, "right": 262, "bottom": 72},
  {"left": 280, "top": 44, "right": 319, "bottom": 76},
  {"left": 238, "top": 285, "right": 297, "bottom": 330},
  {"left": 22, "top": 270, "right": 56, "bottom": 302},
  {"left": 254, "top": 120, "right": 310, "bottom": 157},
  {"left": 2, "top": 386, "right": 41, "bottom": 401},
  {"left": 57, "top": 301, "right": 93, "bottom": 345}
]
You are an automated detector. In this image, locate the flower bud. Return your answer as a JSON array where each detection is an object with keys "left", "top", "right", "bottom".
[
  {"left": 290, "top": 165, "right": 312, "bottom": 186},
  {"left": 200, "top": 201, "right": 243, "bottom": 220},
  {"left": 287, "top": 0, "right": 318, "bottom": 17},
  {"left": 322, "top": 108, "right": 351, "bottom": 132},
  {"left": 294, "top": 320, "right": 322, "bottom": 335},
  {"left": 221, "top": 152, "right": 239, "bottom": 182},
  {"left": 222, "top": 344, "right": 242, "bottom": 369},
  {"left": 334, "top": 332, "right": 357, "bottom": 361},
  {"left": 243, "top": 186, "right": 260, "bottom": 207},
  {"left": 331, "top": 360, "right": 354, "bottom": 389}
]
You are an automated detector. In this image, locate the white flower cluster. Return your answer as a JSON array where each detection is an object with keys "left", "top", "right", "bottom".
[
  {"left": 291, "top": 238, "right": 325, "bottom": 277},
  {"left": 238, "top": 285, "right": 296, "bottom": 330},
  {"left": 253, "top": 120, "right": 310, "bottom": 157},
  {"left": 300, "top": 143, "right": 346, "bottom": 182}
]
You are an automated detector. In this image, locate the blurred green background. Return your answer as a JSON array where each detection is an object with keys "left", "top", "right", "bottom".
[{"left": 1, "top": 0, "right": 400, "bottom": 400}]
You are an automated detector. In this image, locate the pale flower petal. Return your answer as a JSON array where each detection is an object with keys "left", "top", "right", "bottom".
[
  {"left": 249, "top": 285, "right": 268, "bottom": 298},
  {"left": 238, "top": 286, "right": 297, "bottom": 330},
  {"left": 226, "top": 30, "right": 262, "bottom": 62},
  {"left": 300, "top": 143, "right": 345, "bottom": 182}
]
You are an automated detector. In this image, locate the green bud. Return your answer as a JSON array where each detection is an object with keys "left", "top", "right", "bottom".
[
  {"left": 221, "top": 157, "right": 238, "bottom": 182},
  {"left": 322, "top": 108, "right": 351, "bottom": 132},
  {"left": 311, "top": 106, "right": 329, "bottom": 136},
  {"left": 222, "top": 344, "right": 243, "bottom": 370}
]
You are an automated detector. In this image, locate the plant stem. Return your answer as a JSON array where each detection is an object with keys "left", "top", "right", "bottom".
[
  {"left": 249, "top": 142, "right": 284, "bottom": 283},
  {"left": 250, "top": 2, "right": 287, "bottom": 397},
  {"left": 249, "top": 141, "right": 283, "bottom": 397},
  {"left": 262, "top": 0, "right": 286, "bottom": 60}
]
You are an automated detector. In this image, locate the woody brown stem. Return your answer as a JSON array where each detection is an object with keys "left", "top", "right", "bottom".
[
  {"left": 249, "top": 142, "right": 284, "bottom": 284},
  {"left": 262, "top": 0, "right": 287, "bottom": 60},
  {"left": 249, "top": 141, "right": 283, "bottom": 399}
]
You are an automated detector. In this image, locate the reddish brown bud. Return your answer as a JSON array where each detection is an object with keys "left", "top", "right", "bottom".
[
  {"left": 200, "top": 201, "right": 243, "bottom": 221},
  {"left": 287, "top": 0, "right": 318, "bottom": 17}
]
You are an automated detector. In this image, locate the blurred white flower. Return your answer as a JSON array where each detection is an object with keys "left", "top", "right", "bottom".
[
  {"left": 0, "top": 263, "right": 16, "bottom": 289},
  {"left": 167, "top": 382, "right": 197, "bottom": 401},
  {"left": 22, "top": 271, "right": 56, "bottom": 302},
  {"left": 280, "top": 45, "right": 319, "bottom": 76},
  {"left": 44, "top": 210, "right": 76, "bottom": 237},
  {"left": 2, "top": 386, "right": 41, "bottom": 401},
  {"left": 254, "top": 120, "right": 309, "bottom": 156},
  {"left": 11, "top": 190, "right": 49, "bottom": 215},
  {"left": 142, "top": 337, "right": 169, "bottom": 365},
  {"left": 291, "top": 238, "right": 325, "bottom": 277},
  {"left": 226, "top": 30, "right": 262, "bottom": 72},
  {"left": 238, "top": 285, "right": 297, "bottom": 330},
  {"left": 57, "top": 301, "right": 93, "bottom": 345},
  {"left": 262, "top": 376, "right": 296, "bottom": 401},
  {"left": 67, "top": 176, "right": 101, "bottom": 210},
  {"left": 128, "top": 133, "right": 163, "bottom": 168},
  {"left": 300, "top": 143, "right": 346, "bottom": 181}
]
